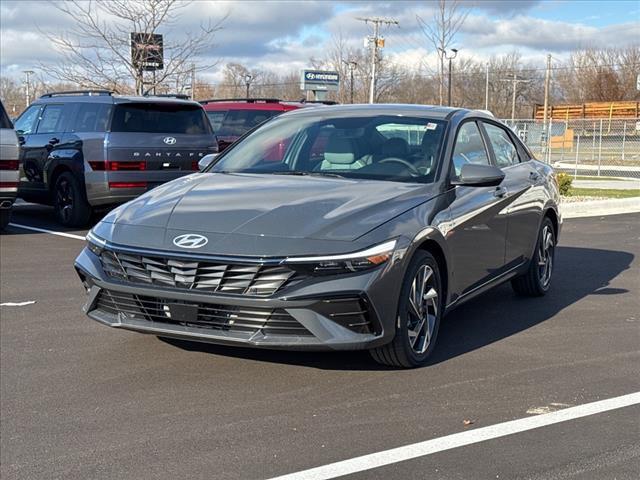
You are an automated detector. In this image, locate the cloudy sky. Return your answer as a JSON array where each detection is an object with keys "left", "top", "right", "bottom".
[{"left": 1, "top": 0, "right": 638, "bottom": 83}]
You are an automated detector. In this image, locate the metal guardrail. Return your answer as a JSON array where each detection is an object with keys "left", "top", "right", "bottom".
[{"left": 503, "top": 118, "right": 640, "bottom": 178}]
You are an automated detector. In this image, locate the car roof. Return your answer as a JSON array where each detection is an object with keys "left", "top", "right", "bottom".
[
  {"left": 276, "top": 103, "right": 476, "bottom": 120},
  {"left": 200, "top": 98, "right": 307, "bottom": 112}
]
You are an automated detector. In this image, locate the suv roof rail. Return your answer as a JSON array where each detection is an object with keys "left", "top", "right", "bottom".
[
  {"left": 143, "top": 93, "right": 191, "bottom": 100},
  {"left": 199, "top": 98, "right": 282, "bottom": 105},
  {"left": 40, "top": 90, "right": 114, "bottom": 98}
]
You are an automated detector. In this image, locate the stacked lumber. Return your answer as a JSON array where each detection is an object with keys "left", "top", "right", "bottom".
[{"left": 534, "top": 101, "right": 639, "bottom": 120}]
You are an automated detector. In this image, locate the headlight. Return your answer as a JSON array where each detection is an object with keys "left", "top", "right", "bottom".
[
  {"left": 86, "top": 231, "right": 106, "bottom": 256},
  {"left": 284, "top": 239, "right": 397, "bottom": 275}
]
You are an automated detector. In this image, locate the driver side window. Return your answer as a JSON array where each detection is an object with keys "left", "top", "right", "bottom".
[{"left": 451, "top": 122, "right": 489, "bottom": 177}]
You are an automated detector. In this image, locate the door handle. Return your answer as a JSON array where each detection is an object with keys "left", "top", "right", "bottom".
[
  {"left": 529, "top": 171, "right": 540, "bottom": 181},
  {"left": 493, "top": 186, "right": 508, "bottom": 198},
  {"left": 49, "top": 137, "right": 60, "bottom": 145}
]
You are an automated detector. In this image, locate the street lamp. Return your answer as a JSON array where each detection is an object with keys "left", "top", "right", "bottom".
[
  {"left": 342, "top": 59, "right": 357, "bottom": 104},
  {"left": 438, "top": 48, "right": 458, "bottom": 107},
  {"left": 23, "top": 70, "right": 35, "bottom": 107},
  {"left": 244, "top": 74, "right": 253, "bottom": 99}
]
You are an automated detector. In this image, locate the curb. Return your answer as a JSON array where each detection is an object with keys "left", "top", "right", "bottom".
[{"left": 560, "top": 197, "right": 640, "bottom": 219}]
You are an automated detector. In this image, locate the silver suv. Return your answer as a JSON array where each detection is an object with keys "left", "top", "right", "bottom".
[
  {"left": 13, "top": 91, "right": 217, "bottom": 226},
  {"left": 0, "top": 100, "right": 19, "bottom": 230}
]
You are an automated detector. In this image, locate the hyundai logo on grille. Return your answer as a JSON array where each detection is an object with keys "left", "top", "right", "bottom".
[
  {"left": 163, "top": 136, "right": 177, "bottom": 145},
  {"left": 173, "top": 234, "right": 208, "bottom": 249}
]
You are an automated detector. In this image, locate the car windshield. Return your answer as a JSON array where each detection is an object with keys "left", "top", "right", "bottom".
[{"left": 208, "top": 114, "right": 446, "bottom": 183}]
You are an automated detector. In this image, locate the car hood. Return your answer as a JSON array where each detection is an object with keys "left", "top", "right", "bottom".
[{"left": 98, "top": 172, "right": 437, "bottom": 256}]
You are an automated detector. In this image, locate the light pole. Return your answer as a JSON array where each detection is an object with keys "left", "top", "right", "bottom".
[
  {"left": 244, "top": 74, "right": 253, "bottom": 99},
  {"left": 438, "top": 48, "right": 458, "bottom": 107},
  {"left": 342, "top": 60, "right": 357, "bottom": 103},
  {"left": 23, "top": 70, "right": 35, "bottom": 107}
]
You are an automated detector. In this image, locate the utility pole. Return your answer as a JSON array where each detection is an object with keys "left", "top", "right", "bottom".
[
  {"left": 543, "top": 54, "right": 552, "bottom": 127},
  {"left": 484, "top": 62, "right": 490, "bottom": 110},
  {"left": 357, "top": 16, "right": 398, "bottom": 104},
  {"left": 342, "top": 60, "right": 357, "bottom": 103},
  {"left": 244, "top": 74, "right": 253, "bottom": 98},
  {"left": 500, "top": 73, "right": 530, "bottom": 122},
  {"left": 23, "top": 70, "right": 35, "bottom": 107}
]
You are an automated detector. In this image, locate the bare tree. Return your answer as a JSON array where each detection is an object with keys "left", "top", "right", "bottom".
[
  {"left": 43, "top": 0, "right": 226, "bottom": 94},
  {"left": 417, "top": 0, "right": 469, "bottom": 105}
]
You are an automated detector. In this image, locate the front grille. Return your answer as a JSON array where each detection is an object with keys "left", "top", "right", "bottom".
[
  {"left": 94, "top": 289, "right": 313, "bottom": 336},
  {"left": 100, "top": 249, "right": 299, "bottom": 296}
]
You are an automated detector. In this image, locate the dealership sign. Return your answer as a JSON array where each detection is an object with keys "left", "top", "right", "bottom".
[
  {"left": 131, "top": 32, "right": 164, "bottom": 71},
  {"left": 300, "top": 70, "right": 340, "bottom": 91}
]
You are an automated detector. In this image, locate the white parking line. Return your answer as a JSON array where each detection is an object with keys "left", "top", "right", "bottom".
[
  {"left": 8, "top": 223, "right": 87, "bottom": 241},
  {"left": 267, "top": 392, "right": 640, "bottom": 480}
]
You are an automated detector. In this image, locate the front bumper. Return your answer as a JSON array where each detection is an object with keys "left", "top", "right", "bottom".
[{"left": 75, "top": 245, "right": 405, "bottom": 351}]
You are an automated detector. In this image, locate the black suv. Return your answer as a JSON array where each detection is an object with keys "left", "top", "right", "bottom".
[{"left": 13, "top": 91, "right": 217, "bottom": 226}]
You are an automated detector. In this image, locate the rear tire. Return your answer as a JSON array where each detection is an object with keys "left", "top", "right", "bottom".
[
  {"left": 370, "top": 251, "right": 442, "bottom": 368},
  {"left": 511, "top": 217, "right": 555, "bottom": 297},
  {"left": 53, "top": 172, "right": 91, "bottom": 227},
  {"left": 0, "top": 208, "right": 11, "bottom": 231}
]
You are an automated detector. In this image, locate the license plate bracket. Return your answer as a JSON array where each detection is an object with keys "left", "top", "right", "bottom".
[{"left": 165, "top": 302, "right": 198, "bottom": 322}]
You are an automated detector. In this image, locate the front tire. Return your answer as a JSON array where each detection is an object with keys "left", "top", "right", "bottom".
[
  {"left": 370, "top": 251, "right": 442, "bottom": 368},
  {"left": 53, "top": 172, "right": 91, "bottom": 227},
  {"left": 511, "top": 217, "right": 556, "bottom": 296}
]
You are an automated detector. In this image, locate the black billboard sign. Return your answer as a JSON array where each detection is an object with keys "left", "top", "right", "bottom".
[{"left": 131, "top": 32, "right": 164, "bottom": 71}]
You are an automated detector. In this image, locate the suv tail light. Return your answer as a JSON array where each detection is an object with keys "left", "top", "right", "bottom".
[
  {"left": 191, "top": 160, "right": 199, "bottom": 171},
  {"left": 89, "top": 161, "right": 146, "bottom": 171},
  {"left": 0, "top": 160, "right": 19, "bottom": 170},
  {"left": 108, "top": 182, "right": 147, "bottom": 189}
]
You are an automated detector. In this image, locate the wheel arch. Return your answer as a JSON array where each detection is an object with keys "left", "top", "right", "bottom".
[{"left": 408, "top": 228, "right": 451, "bottom": 309}]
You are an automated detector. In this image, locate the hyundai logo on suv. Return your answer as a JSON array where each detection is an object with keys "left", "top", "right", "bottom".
[
  {"left": 163, "top": 136, "right": 177, "bottom": 145},
  {"left": 173, "top": 234, "right": 208, "bottom": 249}
]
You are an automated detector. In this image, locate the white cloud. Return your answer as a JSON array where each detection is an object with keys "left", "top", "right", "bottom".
[{"left": 0, "top": 0, "right": 637, "bottom": 84}]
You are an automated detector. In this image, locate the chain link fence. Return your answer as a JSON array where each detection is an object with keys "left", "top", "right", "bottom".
[{"left": 503, "top": 118, "right": 640, "bottom": 179}]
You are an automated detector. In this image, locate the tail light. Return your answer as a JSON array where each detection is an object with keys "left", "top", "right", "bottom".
[
  {"left": 0, "top": 182, "right": 19, "bottom": 188},
  {"left": 191, "top": 160, "right": 199, "bottom": 171},
  {"left": 89, "top": 161, "right": 146, "bottom": 171},
  {"left": 0, "top": 160, "right": 19, "bottom": 170},
  {"left": 108, "top": 182, "right": 147, "bottom": 189}
]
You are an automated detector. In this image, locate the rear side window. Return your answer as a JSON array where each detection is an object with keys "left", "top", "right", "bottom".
[
  {"left": 37, "top": 104, "right": 72, "bottom": 134},
  {"left": 217, "top": 110, "right": 280, "bottom": 137},
  {"left": 452, "top": 122, "right": 489, "bottom": 177},
  {"left": 111, "top": 103, "right": 212, "bottom": 134},
  {"left": 0, "top": 102, "right": 12, "bottom": 129},
  {"left": 14, "top": 105, "right": 42, "bottom": 135},
  {"left": 71, "top": 103, "right": 112, "bottom": 133},
  {"left": 483, "top": 123, "right": 520, "bottom": 167}
]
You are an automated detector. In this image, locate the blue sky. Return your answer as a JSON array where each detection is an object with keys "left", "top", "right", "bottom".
[{"left": 0, "top": 0, "right": 638, "bottom": 82}]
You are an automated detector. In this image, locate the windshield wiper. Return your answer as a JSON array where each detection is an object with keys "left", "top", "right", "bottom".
[{"left": 272, "top": 171, "right": 346, "bottom": 179}]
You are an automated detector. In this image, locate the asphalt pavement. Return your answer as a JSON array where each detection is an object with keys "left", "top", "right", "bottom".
[{"left": 1, "top": 204, "right": 639, "bottom": 480}]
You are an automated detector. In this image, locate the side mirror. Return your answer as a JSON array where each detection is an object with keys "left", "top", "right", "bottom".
[
  {"left": 198, "top": 153, "right": 218, "bottom": 171},
  {"left": 451, "top": 163, "right": 505, "bottom": 187}
]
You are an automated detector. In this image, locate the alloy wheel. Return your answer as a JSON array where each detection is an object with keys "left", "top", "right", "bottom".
[
  {"left": 407, "top": 264, "right": 438, "bottom": 354},
  {"left": 538, "top": 224, "right": 554, "bottom": 288},
  {"left": 56, "top": 178, "right": 74, "bottom": 224}
]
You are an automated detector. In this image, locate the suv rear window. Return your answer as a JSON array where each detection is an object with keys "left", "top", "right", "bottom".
[
  {"left": 213, "top": 110, "right": 280, "bottom": 137},
  {"left": 111, "top": 103, "right": 212, "bottom": 134}
]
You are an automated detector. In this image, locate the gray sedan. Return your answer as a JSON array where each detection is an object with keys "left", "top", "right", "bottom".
[{"left": 75, "top": 105, "right": 561, "bottom": 367}]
